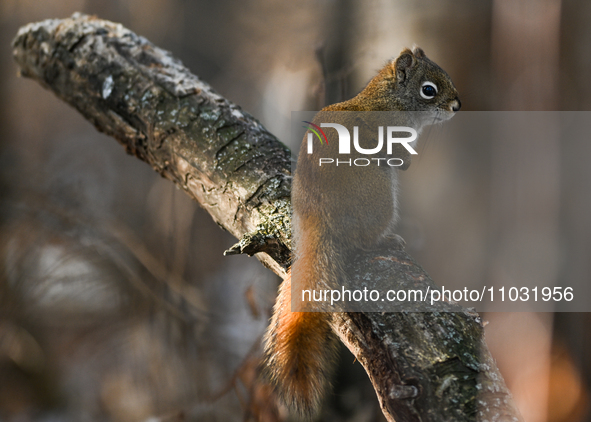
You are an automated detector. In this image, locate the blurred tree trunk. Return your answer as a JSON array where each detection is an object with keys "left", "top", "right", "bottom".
[{"left": 489, "top": 2, "right": 561, "bottom": 421}]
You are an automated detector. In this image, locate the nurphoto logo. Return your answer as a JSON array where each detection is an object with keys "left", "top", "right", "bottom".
[{"left": 303, "top": 121, "right": 418, "bottom": 167}]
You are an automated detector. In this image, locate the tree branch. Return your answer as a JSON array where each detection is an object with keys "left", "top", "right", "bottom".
[{"left": 12, "top": 13, "right": 524, "bottom": 422}]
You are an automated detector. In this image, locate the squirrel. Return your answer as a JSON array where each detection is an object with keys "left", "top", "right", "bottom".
[{"left": 263, "top": 47, "right": 460, "bottom": 416}]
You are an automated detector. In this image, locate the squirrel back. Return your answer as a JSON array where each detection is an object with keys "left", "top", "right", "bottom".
[{"left": 264, "top": 47, "right": 460, "bottom": 416}]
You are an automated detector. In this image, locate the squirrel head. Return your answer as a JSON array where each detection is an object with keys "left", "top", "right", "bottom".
[{"left": 362, "top": 47, "right": 461, "bottom": 120}]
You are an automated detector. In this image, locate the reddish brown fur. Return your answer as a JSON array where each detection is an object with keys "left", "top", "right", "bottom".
[
  {"left": 263, "top": 217, "right": 337, "bottom": 415},
  {"left": 263, "top": 273, "right": 335, "bottom": 414},
  {"left": 264, "top": 47, "right": 460, "bottom": 417}
]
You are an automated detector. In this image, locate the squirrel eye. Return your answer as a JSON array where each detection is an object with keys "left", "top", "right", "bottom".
[{"left": 420, "top": 81, "right": 438, "bottom": 99}]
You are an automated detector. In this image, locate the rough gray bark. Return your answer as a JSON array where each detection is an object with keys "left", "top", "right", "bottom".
[{"left": 12, "top": 14, "right": 524, "bottom": 422}]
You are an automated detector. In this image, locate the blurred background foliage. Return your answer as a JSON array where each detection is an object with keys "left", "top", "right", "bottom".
[{"left": 0, "top": 0, "right": 590, "bottom": 421}]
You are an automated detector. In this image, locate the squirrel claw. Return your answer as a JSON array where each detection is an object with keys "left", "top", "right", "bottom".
[{"left": 382, "top": 234, "right": 406, "bottom": 250}]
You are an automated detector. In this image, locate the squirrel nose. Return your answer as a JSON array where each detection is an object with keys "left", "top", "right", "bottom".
[{"left": 451, "top": 98, "right": 461, "bottom": 112}]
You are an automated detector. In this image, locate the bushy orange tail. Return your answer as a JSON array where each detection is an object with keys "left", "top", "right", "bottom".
[{"left": 263, "top": 271, "right": 337, "bottom": 416}]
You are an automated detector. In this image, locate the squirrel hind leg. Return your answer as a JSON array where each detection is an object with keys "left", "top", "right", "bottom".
[{"left": 263, "top": 272, "right": 338, "bottom": 416}]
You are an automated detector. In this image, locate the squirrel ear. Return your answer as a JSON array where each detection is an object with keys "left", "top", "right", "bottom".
[
  {"left": 412, "top": 46, "right": 425, "bottom": 58},
  {"left": 394, "top": 48, "right": 416, "bottom": 83}
]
